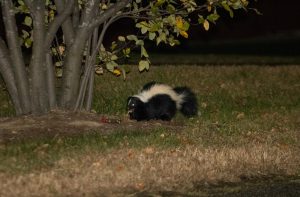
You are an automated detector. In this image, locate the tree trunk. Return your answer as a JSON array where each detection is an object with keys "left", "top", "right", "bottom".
[
  {"left": 29, "top": 2, "right": 49, "bottom": 114},
  {"left": 2, "top": 0, "right": 31, "bottom": 114},
  {"left": 59, "top": 0, "right": 100, "bottom": 109},
  {"left": 0, "top": 39, "right": 22, "bottom": 115}
]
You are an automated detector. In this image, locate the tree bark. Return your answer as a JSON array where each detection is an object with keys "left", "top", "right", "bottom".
[
  {"left": 54, "top": 0, "right": 75, "bottom": 47},
  {"left": 59, "top": 0, "right": 101, "bottom": 109},
  {"left": 46, "top": 52, "right": 57, "bottom": 109},
  {"left": 28, "top": 1, "right": 49, "bottom": 114},
  {"left": 0, "top": 39, "right": 22, "bottom": 115},
  {"left": 2, "top": 0, "right": 31, "bottom": 114},
  {"left": 60, "top": 0, "right": 131, "bottom": 109},
  {"left": 45, "top": 0, "right": 74, "bottom": 49},
  {"left": 85, "top": 27, "right": 99, "bottom": 111}
]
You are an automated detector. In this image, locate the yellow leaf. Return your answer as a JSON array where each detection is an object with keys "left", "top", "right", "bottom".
[
  {"left": 58, "top": 45, "right": 65, "bottom": 55},
  {"left": 207, "top": 5, "right": 212, "bottom": 12},
  {"left": 95, "top": 66, "right": 104, "bottom": 75},
  {"left": 179, "top": 31, "right": 188, "bottom": 38},
  {"left": 176, "top": 16, "right": 183, "bottom": 29},
  {"left": 113, "top": 69, "right": 121, "bottom": 76},
  {"left": 203, "top": 19, "right": 209, "bottom": 31}
]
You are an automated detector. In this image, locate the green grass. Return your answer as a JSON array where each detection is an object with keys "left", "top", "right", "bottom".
[
  {"left": 1, "top": 65, "right": 300, "bottom": 173},
  {"left": 93, "top": 65, "right": 300, "bottom": 116},
  {"left": 0, "top": 128, "right": 181, "bottom": 173}
]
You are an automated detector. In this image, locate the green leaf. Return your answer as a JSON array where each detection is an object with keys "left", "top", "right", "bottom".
[
  {"left": 111, "top": 54, "right": 118, "bottom": 61},
  {"left": 138, "top": 60, "right": 150, "bottom": 72},
  {"left": 135, "top": 40, "right": 144, "bottom": 46},
  {"left": 126, "top": 35, "right": 138, "bottom": 41},
  {"left": 110, "top": 41, "right": 117, "bottom": 51},
  {"left": 157, "top": 32, "right": 166, "bottom": 44},
  {"left": 122, "top": 48, "right": 131, "bottom": 57},
  {"left": 155, "top": 0, "right": 165, "bottom": 7},
  {"left": 24, "top": 16, "right": 32, "bottom": 27},
  {"left": 198, "top": 15, "right": 205, "bottom": 24},
  {"left": 167, "top": 4, "right": 176, "bottom": 13},
  {"left": 207, "top": 13, "right": 220, "bottom": 24},
  {"left": 18, "top": 0, "right": 24, "bottom": 5},
  {"left": 21, "top": 30, "right": 30, "bottom": 39},
  {"left": 24, "top": 38, "right": 32, "bottom": 48},
  {"left": 118, "top": 36, "right": 126, "bottom": 42},
  {"left": 106, "top": 61, "right": 118, "bottom": 72},
  {"left": 149, "top": 32, "right": 156, "bottom": 40},
  {"left": 222, "top": 1, "right": 234, "bottom": 18},
  {"left": 141, "top": 26, "right": 148, "bottom": 34},
  {"left": 55, "top": 61, "right": 63, "bottom": 67},
  {"left": 141, "top": 46, "right": 149, "bottom": 58},
  {"left": 56, "top": 68, "right": 63, "bottom": 78},
  {"left": 182, "top": 21, "right": 190, "bottom": 31}
]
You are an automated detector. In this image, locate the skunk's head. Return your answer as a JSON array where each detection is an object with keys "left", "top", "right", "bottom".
[{"left": 127, "top": 96, "right": 145, "bottom": 120}]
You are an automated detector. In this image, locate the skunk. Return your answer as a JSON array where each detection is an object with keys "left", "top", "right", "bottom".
[{"left": 127, "top": 82, "right": 198, "bottom": 121}]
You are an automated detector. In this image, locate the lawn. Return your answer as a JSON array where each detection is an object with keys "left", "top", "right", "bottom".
[{"left": 0, "top": 64, "right": 300, "bottom": 196}]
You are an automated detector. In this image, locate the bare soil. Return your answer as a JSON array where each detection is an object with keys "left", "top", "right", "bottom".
[{"left": 0, "top": 110, "right": 184, "bottom": 143}]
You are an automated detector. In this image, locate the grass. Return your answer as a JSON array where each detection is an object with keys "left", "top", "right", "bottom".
[
  {"left": 1, "top": 128, "right": 180, "bottom": 173},
  {"left": 93, "top": 65, "right": 300, "bottom": 118},
  {"left": 0, "top": 64, "right": 300, "bottom": 195}
]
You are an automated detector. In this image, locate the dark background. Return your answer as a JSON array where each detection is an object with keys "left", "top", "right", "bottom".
[
  {"left": 1, "top": 0, "right": 299, "bottom": 56},
  {"left": 106, "top": 0, "right": 300, "bottom": 56}
]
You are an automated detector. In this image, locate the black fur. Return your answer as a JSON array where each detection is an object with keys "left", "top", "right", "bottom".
[
  {"left": 127, "top": 82, "right": 198, "bottom": 121},
  {"left": 173, "top": 87, "right": 198, "bottom": 117}
]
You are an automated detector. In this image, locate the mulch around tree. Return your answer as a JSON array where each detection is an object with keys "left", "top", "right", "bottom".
[{"left": 0, "top": 110, "right": 185, "bottom": 143}]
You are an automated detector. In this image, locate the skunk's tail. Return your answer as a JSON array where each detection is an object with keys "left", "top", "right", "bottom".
[{"left": 173, "top": 86, "right": 198, "bottom": 117}]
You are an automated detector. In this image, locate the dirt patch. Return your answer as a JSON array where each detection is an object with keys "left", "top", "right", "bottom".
[{"left": 0, "top": 110, "right": 184, "bottom": 143}]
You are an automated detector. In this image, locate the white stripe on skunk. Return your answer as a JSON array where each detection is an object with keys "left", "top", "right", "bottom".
[
  {"left": 135, "top": 83, "right": 185, "bottom": 109},
  {"left": 127, "top": 82, "right": 198, "bottom": 121}
]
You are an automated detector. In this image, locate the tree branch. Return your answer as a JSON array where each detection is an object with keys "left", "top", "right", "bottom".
[
  {"left": 59, "top": 0, "right": 101, "bottom": 109},
  {"left": 72, "top": 0, "right": 80, "bottom": 29},
  {"left": 76, "top": 16, "right": 116, "bottom": 111},
  {"left": 28, "top": 0, "right": 49, "bottom": 114},
  {"left": 46, "top": 51, "right": 57, "bottom": 109},
  {"left": 2, "top": 0, "right": 31, "bottom": 114},
  {"left": 74, "top": 36, "right": 92, "bottom": 111},
  {"left": 84, "top": 27, "right": 99, "bottom": 111},
  {"left": 88, "top": 0, "right": 131, "bottom": 31},
  {"left": 54, "top": 0, "right": 75, "bottom": 47},
  {"left": 45, "top": 0, "right": 74, "bottom": 49},
  {"left": 0, "top": 38, "right": 22, "bottom": 115}
]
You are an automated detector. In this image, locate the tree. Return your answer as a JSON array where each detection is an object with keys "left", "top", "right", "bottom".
[{"left": 0, "top": 0, "right": 249, "bottom": 115}]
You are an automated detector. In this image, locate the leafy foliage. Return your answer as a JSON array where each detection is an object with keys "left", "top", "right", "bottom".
[{"left": 15, "top": 0, "right": 249, "bottom": 75}]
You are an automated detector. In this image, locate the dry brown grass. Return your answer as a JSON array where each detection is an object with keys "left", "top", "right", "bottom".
[{"left": 1, "top": 144, "right": 299, "bottom": 196}]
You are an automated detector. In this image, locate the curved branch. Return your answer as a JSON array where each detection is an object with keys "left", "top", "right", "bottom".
[{"left": 75, "top": 16, "right": 117, "bottom": 110}]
